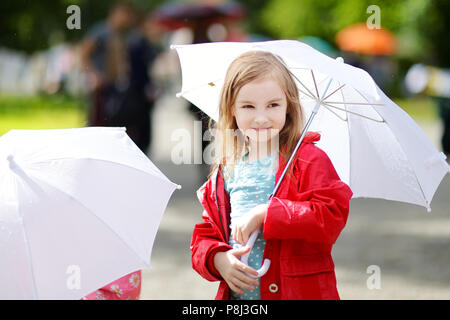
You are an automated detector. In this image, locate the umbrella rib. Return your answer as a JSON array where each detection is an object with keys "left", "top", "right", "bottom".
[
  {"left": 322, "top": 86, "right": 386, "bottom": 121},
  {"left": 310, "top": 70, "right": 320, "bottom": 99},
  {"left": 14, "top": 184, "right": 40, "bottom": 299},
  {"left": 322, "top": 102, "right": 385, "bottom": 123},
  {"left": 339, "top": 81, "right": 352, "bottom": 188},
  {"left": 9, "top": 165, "right": 42, "bottom": 298},
  {"left": 320, "top": 103, "right": 348, "bottom": 122},
  {"left": 288, "top": 70, "right": 318, "bottom": 100},
  {"left": 323, "top": 101, "right": 385, "bottom": 106},
  {"left": 352, "top": 86, "right": 390, "bottom": 123},
  {"left": 353, "top": 87, "right": 387, "bottom": 108},
  {"left": 321, "top": 84, "right": 346, "bottom": 102},
  {"left": 298, "top": 88, "right": 317, "bottom": 100}
]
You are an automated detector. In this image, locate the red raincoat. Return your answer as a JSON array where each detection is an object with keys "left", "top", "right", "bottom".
[{"left": 191, "top": 132, "right": 353, "bottom": 300}]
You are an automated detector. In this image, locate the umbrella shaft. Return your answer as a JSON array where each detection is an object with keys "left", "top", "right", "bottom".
[
  {"left": 269, "top": 76, "right": 333, "bottom": 199},
  {"left": 269, "top": 107, "right": 319, "bottom": 199}
]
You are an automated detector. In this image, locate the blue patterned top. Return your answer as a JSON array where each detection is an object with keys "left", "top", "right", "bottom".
[{"left": 223, "top": 151, "right": 278, "bottom": 300}]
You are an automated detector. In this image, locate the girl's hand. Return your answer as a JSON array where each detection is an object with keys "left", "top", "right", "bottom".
[
  {"left": 213, "top": 247, "right": 259, "bottom": 294},
  {"left": 232, "top": 203, "right": 268, "bottom": 245}
]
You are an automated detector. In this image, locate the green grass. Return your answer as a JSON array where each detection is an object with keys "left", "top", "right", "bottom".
[
  {"left": 393, "top": 97, "right": 439, "bottom": 121},
  {"left": 0, "top": 94, "right": 86, "bottom": 136}
]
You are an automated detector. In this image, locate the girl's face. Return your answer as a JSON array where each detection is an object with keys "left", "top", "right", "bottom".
[{"left": 233, "top": 77, "right": 287, "bottom": 145}]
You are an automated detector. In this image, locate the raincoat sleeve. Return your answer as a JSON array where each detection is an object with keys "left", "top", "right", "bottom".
[
  {"left": 191, "top": 182, "right": 232, "bottom": 282},
  {"left": 263, "top": 145, "right": 353, "bottom": 244}
]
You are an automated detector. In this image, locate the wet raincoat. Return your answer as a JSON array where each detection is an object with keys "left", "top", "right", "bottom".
[{"left": 191, "top": 132, "right": 353, "bottom": 300}]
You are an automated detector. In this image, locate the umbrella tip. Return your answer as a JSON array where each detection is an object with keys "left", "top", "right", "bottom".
[
  {"left": 336, "top": 57, "right": 344, "bottom": 63},
  {"left": 6, "top": 154, "right": 17, "bottom": 169},
  {"left": 176, "top": 184, "right": 182, "bottom": 190},
  {"left": 6, "top": 154, "right": 15, "bottom": 167},
  {"left": 425, "top": 200, "right": 432, "bottom": 213}
]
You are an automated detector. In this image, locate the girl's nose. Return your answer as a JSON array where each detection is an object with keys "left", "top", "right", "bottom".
[{"left": 253, "top": 111, "right": 270, "bottom": 125}]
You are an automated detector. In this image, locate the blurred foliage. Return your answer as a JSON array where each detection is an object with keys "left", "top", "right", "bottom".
[
  {"left": 236, "top": 0, "right": 271, "bottom": 36},
  {"left": 417, "top": 0, "right": 450, "bottom": 68},
  {"left": 1, "top": 0, "right": 448, "bottom": 66},
  {"left": 0, "top": 0, "right": 166, "bottom": 53},
  {"left": 0, "top": 94, "right": 85, "bottom": 135},
  {"left": 259, "top": 0, "right": 449, "bottom": 65}
]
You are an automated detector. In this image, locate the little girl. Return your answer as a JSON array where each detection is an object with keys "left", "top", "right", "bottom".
[{"left": 191, "top": 50, "right": 353, "bottom": 300}]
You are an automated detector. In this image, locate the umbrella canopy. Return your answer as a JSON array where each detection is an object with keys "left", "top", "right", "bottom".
[
  {"left": 0, "top": 127, "right": 180, "bottom": 299},
  {"left": 172, "top": 40, "right": 449, "bottom": 211},
  {"left": 335, "top": 23, "right": 397, "bottom": 55}
]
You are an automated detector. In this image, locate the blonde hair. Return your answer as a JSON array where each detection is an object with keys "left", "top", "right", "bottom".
[{"left": 208, "top": 50, "right": 306, "bottom": 179}]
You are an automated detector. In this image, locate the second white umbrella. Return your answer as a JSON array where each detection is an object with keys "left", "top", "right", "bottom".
[{"left": 0, "top": 127, "right": 180, "bottom": 299}]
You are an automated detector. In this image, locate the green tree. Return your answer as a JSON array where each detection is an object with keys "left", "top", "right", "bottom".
[
  {"left": 259, "top": 0, "right": 432, "bottom": 59},
  {"left": 0, "top": 0, "right": 164, "bottom": 53},
  {"left": 417, "top": 0, "right": 450, "bottom": 67}
]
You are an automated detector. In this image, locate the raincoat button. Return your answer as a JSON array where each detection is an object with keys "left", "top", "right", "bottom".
[{"left": 269, "top": 283, "right": 278, "bottom": 293}]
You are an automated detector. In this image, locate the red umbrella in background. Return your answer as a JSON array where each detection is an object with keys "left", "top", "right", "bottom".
[
  {"left": 153, "top": 1, "right": 245, "bottom": 32},
  {"left": 153, "top": 2, "right": 219, "bottom": 30},
  {"left": 336, "top": 23, "right": 397, "bottom": 56}
]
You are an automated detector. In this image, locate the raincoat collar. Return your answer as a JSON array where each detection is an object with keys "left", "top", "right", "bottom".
[
  {"left": 197, "top": 131, "right": 321, "bottom": 240},
  {"left": 207, "top": 131, "right": 321, "bottom": 197}
]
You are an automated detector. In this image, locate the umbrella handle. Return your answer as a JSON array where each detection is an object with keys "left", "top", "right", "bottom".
[{"left": 240, "top": 229, "right": 271, "bottom": 278}]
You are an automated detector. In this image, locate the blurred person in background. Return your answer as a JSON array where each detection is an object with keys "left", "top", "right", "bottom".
[
  {"left": 405, "top": 64, "right": 450, "bottom": 160},
  {"left": 80, "top": 1, "right": 143, "bottom": 300},
  {"left": 109, "top": 11, "right": 164, "bottom": 155},
  {"left": 435, "top": 97, "right": 450, "bottom": 158},
  {"left": 152, "top": 0, "right": 247, "bottom": 182},
  {"left": 80, "top": 2, "right": 135, "bottom": 127}
]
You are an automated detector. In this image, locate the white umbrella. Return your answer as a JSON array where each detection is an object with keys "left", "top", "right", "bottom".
[
  {"left": 0, "top": 127, "right": 181, "bottom": 299},
  {"left": 172, "top": 40, "right": 450, "bottom": 276}
]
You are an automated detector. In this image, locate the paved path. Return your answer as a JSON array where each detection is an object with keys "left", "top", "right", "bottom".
[{"left": 139, "top": 94, "right": 450, "bottom": 299}]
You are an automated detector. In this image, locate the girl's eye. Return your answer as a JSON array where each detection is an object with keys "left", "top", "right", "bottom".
[
  {"left": 242, "top": 105, "right": 254, "bottom": 109},
  {"left": 269, "top": 103, "right": 279, "bottom": 108}
]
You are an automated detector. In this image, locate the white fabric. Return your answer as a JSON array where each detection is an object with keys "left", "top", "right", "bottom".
[{"left": 0, "top": 127, "right": 179, "bottom": 299}]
